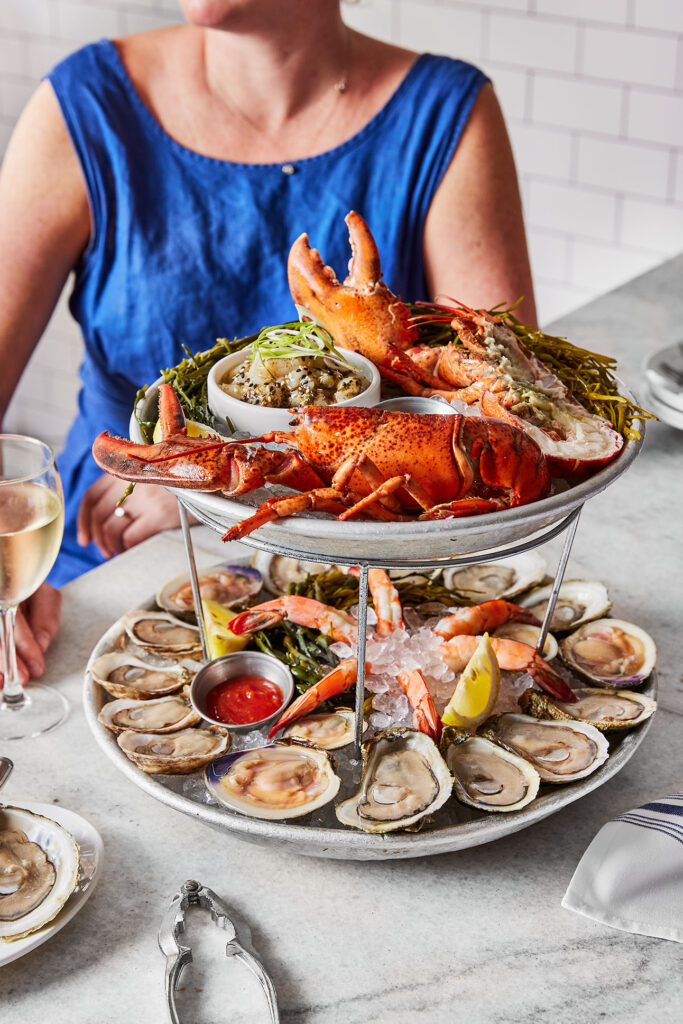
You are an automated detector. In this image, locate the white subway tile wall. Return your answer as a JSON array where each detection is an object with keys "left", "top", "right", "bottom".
[{"left": 2, "top": 0, "right": 682, "bottom": 447}]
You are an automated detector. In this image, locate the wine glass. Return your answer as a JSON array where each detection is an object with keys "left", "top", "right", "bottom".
[{"left": 0, "top": 435, "right": 67, "bottom": 740}]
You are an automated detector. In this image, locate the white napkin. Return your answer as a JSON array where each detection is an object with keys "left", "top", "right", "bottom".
[{"left": 563, "top": 793, "right": 683, "bottom": 942}]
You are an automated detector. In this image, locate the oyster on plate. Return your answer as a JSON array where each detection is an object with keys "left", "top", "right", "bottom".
[
  {"left": 442, "top": 551, "right": 546, "bottom": 603},
  {"left": 89, "top": 652, "right": 190, "bottom": 699},
  {"left": 336, "top": 728, "right": 452, "bottom": 833},
  {"left": 281, "top": 709, "right": 356, "bottom": 750},
  {"left": 559, "top": 618, "right": 656, "bottom": 686},
  {"left": 122, "top": 610, "right": 202, "bottom": 660},
  {"left": 118, "top": 727, "right": 228, "bottom": 774},
  {"left": 252, "top": 552, "right": 336, "bottom": 596},
  {"left": 98, "top": 692, "right": 200, "bottom": 734},
  {"left": 519, "top": 580, "right": 610, "bottom": 632},
  {"left": 519, "top": 687, "right": 656, "bottom": 732},
  {"left": 156, "top": 563, "right": 262, "bottom": 616},
  {"left": 441, "top": 728, "right": 540, "bottom": 813},
  {"left": 481, "top": 714, "right": 609, "bottom": 783},
  {"left": 0, "top": 806, "right": 80, "bottom": 942},
  {"left": 205, "top": 739, "right": 340, "bottom": 819}
]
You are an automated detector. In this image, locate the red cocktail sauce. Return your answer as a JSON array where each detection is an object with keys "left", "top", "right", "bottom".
[{"left": 206, "top": 675, "right": 283, "bottom": 726}]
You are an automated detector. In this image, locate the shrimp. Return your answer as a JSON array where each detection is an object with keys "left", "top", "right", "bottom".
[
  {"left": 228, "top": 596, "right": 357, "bottom": 644},
  {"left": 434, "top": 600, "right": 540, "bottom": 640},
  {"left": 439, "top": 635, "right": 575, "bottom": 703},
  {"left": 396, "top": 669, "right": 440, "bottom": 740},
  {"left": 349, "top": 566, "right": 404, "bottom": 635},
  {"left": 268, "top": 659, "right": 361, "bottom": 737}
]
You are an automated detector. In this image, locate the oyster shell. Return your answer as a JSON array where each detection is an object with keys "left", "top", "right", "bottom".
[
  {"left": 519, "top": 580, "right": 610, "bottom": 632},
  {"left": 123, "top": 610, "right": 202, "bottom": 660},
  {"left": 281, "top": 708, "right": 356, "bottom": 750},
  {"left": 205, "top": 739, "right": 339, "bottom": 819},
  {"left": 492, "top": 622, "right": 558, "bottom": 661},
  {"left": 336, "top": 728, "right": 452, "bottom": 833},
  {"left": 252, "top": 552, "right": 335, "bottom": 596},
  {"left": 98, "top": 692, "right": 200, "bottom": 734},
  {"left": 0, "top": 806, "right": 80, "bottom": 942},
  {"left": 156, "top": 563, "right": 262, "bottom": 616},
  {"left": 442, "top": 551, "right": 546, "bottom": 603},
  {"left": 441, "top": 727, "right": 540, "bottom": 813},
  {"left": 481, "top": 713, "right": 609, "bottom": 783},
  {"left": 560, "top": 618, "right": 656, "bottom": 686},
  {"left": 519, "top": 687, "right": 656, "bottom": 732},
  {"left": 89, "top": 652, "right": 189, "bottom": 699},
  {"left": 118, "top": 727, "right": 228, "bottom": 774}
]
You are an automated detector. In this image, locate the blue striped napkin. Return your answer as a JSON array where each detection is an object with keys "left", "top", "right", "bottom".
[{"left": 562, "top": 793, "right": 683, "bottom": 942}]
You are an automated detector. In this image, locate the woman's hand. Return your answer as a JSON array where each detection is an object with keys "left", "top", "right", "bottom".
[
  {"left": 77, "top": 474, "right": 184, "bottom": 558},
  {"left": 1, "top": 583, "right": 63, "bottom": 686}
]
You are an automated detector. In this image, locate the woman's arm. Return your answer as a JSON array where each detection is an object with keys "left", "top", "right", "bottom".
[{"left": 423, "top": 83, "right": 537, "bottom": 327}]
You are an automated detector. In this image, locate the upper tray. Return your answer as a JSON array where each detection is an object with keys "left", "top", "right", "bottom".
[{"left": 130, "top": 379, "right": 643, "bottom": 563}]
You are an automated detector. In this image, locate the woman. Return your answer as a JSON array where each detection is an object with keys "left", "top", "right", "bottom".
[{"left": 0, "top": 0, "right": 535, "bottom": 683}]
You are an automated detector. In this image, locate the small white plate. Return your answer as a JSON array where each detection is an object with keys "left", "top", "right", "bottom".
[{"left": 0, "top": 801, "right": 103, "bottom": 967}]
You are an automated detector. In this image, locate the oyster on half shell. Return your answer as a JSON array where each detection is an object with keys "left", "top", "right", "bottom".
[
  {"left": 281, "top": 708, "right": 356, "bottom": 749},
  {"left": 122, "top": 610, "right": 202, "bottom": 661},
  {"left": 560, "top": 618, "right": 656, "bottom": 687},
  {"left": 481, "top": 713, "right": 609, "bottom": 783},
  {"left": 156, "top": 564, "right": 262, "bottom": 617},
  {"left": 519, "top": 687, "right": 656, "bottom": 732},
  {"left": 441, "top": 728, "right": 540, "bottom": 813},
  {"left": 252, "top": 552, "right": 336, "bottom": 596},
  {"left": 519, "top": 580, "right": 610, "bottom": 632},
  {"left": 442, "top": 551, "right": 546, "bottom": 603},
  {"left": 336, "top": 728, "right": 452, "bottom": 833},
  {"left": 0, "top": 806, "right": 80, "bottom": 942},
  {"left": 89, "top": 652, "right": 189, "bottom": 700},
  {"left": 205, "top": 740, "right": 340, "bottom": 819},
  {"left": 118, "top": 727, "right": 228, "bottom": 774},
  {"left": 98, "top": 692, "right": 200, "bottom": 734}
]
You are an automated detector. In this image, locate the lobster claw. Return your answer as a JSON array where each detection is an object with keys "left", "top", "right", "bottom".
[{"left": 287, "top": 210, "right": 417, "bottom": 361}]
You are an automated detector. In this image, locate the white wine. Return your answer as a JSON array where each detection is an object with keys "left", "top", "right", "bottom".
[{"left": 0, "top": 482, "right": 64, "bottom": 608}]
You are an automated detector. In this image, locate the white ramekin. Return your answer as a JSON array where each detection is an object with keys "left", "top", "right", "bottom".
[{"left": 207, "top": 348, "right": 381, "bottom": 435}]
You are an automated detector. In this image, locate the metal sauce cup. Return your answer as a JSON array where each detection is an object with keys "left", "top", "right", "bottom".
[{"left": 190, "top": 651, "right": 294, "bottom": 734}]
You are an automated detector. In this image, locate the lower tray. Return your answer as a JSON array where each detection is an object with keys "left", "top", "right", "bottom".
[{"left": 83, "top": 609, "right": 656, "bottom": 862}]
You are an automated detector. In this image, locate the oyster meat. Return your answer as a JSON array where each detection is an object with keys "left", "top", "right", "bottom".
[
  {"left": 157, "top": 563, "right": 262, "bottom": 616},
  {"left": 98, "top": 692, "right": 200, "bottom": 734},
  {"left": 336, "top": 728, "right": 452, "bottom": 833},
  {"left": 443, "top": 551, "right": 546, "bottom": 603},
  {"left": 89, "top": 652, "right": 189, "bottom": 699},
  {"left": 441, "top": 728, "right": 540, "bottom": 813},
  {"left": 123, "top": 610, "right": 202, "bottom": 660},
  {"left": 205, "top": 740, "right": 339, "bottom": 819},
  {"left": 118, "top": 727, "right": 228, "bottom": 774},
  {"left": 481, "top": 713, "right": 609, "bottom": 783},
  {"left": 560, "top": 618, "right": 656, "bottom": 686},
  {"left": 281, "top": 709, "right": 356, "bottom": 750},
  {"left": 0, "top": 806, "right": 80, "bottom": 942},
  {"left": 519, "top": 687, "right": 656, "bottom": 732},
  {"left": 519, "top": 580, "right": 610, "bottom": 632}
]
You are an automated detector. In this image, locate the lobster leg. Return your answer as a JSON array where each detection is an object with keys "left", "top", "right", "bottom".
[{"left": 222, "top": 487, "right": 348, "bottom": 542}]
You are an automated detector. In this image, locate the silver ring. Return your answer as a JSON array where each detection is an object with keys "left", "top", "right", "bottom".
[{"left": 113, "top": 507, "right": 130, "bottom": 519}]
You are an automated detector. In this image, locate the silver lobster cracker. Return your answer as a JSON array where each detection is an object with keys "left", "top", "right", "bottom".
[{"left": 158, "top": 879, "right": 279, "bottom": 1023}]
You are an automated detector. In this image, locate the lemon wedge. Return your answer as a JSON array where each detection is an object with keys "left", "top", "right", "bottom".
[
  {"left": 441, "top": 633, "right": 500, "bottom": 728},
  {"left": 153, "top": 417, "right": 216, "bottom": 443},
  {"left": 201, "top": 598, "right": 249, "bottom": 660}
]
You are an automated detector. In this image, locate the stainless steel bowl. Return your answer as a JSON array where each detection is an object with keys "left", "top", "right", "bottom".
[
  {"left": 190, "top": 651, "right": 294, "bottom": 734},
  {"left": 377, "top": 396, "right": 455, "bottom": 415}
]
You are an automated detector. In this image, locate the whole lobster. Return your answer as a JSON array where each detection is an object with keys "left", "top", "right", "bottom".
[
  {"left": 92, "top": 383, "right": 550, "bottom": 541},
  {"left": 288, "top": 211, "right": 624, "bottom": 478}
]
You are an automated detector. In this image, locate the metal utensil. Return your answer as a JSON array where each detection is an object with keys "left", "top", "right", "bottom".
[
  {"left": 159, "top": 879, "right": 279, "bottom": 1024},
  {"left": 0, "top": 757, "right": 13, "bottom": 791}
]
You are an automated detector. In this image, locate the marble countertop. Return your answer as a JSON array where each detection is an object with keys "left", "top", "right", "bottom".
[{"left": 3, "top": 255, "right": 683, "bottom": 1022}]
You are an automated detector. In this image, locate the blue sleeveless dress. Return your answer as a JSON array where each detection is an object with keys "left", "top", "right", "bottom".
[{"left": 46, "top": 41, "right": 487, "bottom": 585}]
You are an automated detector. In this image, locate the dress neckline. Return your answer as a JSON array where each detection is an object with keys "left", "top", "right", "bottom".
[{"left": 103, "top": 39, "right": 426, "bottom": 169}]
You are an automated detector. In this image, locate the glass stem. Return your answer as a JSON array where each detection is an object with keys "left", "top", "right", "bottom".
[{"left": 0, "top": 606, "right": 24, "bottom": 709}]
